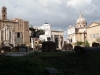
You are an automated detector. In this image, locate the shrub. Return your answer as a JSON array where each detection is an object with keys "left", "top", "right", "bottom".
[
  {"left": 85, "top": 41, "right": 90, "bottom": 47},
  {"left": 75, "top": 41, "right": 90, "bottom": 47},
  {"left": 75, "top": 41, "right": 83, "bottom": 46}
]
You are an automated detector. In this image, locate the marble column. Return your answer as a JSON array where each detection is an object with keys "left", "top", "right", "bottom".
[
  {"left": 13, "top": 31, "right": 15, "bottom": 46},
  {"left": 52, "top": 35, "right": 54, "bottom": 42},
  {"left": 7, "top": 28, "right": 9, "bottom": 41},
  {"left": 0, "top": 31, "right": 1, "bottom": 42},
  {"left": 3, "top": 28, "right": 5, "bottom": 41},
  {"left": 58, "top": 35, "right": 61, "bottom": 49},
  {"left": 31, "top": 38, "right": 34, "bottom": 49},
  {"left": 0, "top": 31, "right": 2, "bottom": 47},
  {"left": 6, "top": 28, "right": 7, "bottom": 40},
  {"left": 10, "top": 30, "right": 12, "bottom": 44},
  {"left": 10, "top": 31, "right": 13, "bottom": 46}
]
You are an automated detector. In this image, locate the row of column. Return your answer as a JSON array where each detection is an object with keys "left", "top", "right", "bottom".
[{"left": 3, "top": 26, "right": 10, "bottom": 41}]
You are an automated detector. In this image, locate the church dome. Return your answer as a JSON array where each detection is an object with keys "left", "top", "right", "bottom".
[
  {"left": 76, "top": 12, "right": 87, "bottom": 28},
  {"left": 76, "top": 13, "right": 86, "bottom": 23}
]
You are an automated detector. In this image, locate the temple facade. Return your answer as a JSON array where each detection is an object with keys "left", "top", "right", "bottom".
[{"left": 0, "top": 6, "right": 30, "bottom": 47}]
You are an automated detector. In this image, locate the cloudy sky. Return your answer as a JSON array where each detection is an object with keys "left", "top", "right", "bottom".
[{"left": 0, "top": 0, "right": 100, "bottom": 40}]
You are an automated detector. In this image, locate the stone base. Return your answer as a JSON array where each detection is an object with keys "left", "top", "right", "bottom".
[{"left": 3, "top": 40, "right": 10, "bottom": 46}]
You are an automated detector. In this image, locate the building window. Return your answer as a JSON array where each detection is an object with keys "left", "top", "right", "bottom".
[
  {"left": 96, "top": 33, "right": 99, "bottom": 38},
  {"left": 90, "top": 34, "right": 92, "bottom": 39},
  {"left": 17, "top": 32, "right": 20, "bottom": 38},
  {"left": 93, "top": 34, "right": 95, "bottom": 38}
]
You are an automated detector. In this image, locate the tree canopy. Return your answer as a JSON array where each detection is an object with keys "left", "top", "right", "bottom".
[{"left": 29, "top": 27, "right": 45, "bottom": 38}]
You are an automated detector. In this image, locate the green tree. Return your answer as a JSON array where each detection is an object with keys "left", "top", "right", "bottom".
[
  {"left": 75, "top": 41, "right": 90, "bottom": 47},
  {"left": 75, "top": 41, "right": 83, "bottom": 46},
  {"left": 85, "top": 40, "right": 90, "bottom": 47},
  {"left": 29, "top": 27, "right": 45, "bottom": 38},
  {"left": 37, "top": 29, "right": 45, "bottom": 35}
]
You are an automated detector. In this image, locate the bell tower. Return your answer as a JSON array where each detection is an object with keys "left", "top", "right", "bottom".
[{"left": 1, "top": 6, "right": 7, "bottom": 20}]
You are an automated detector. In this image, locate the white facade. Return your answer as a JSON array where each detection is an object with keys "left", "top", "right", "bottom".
[
  {"left": 67, "top": 25, "right": 76, "bottom": 43},
  {"left": 67, "top": 12, "right": 87, "bottom": 44},
  {"left": 34, "top": 23, "right": 51, "bottom": 41},
  {"left": 78, "top": 28, "right": 86, "bottom": 33},
  {"left": 68, "top": 25, "right": 76, "bottom": 34}
]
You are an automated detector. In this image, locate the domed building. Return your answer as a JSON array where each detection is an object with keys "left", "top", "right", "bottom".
[
  {"left": 67, "top": 12, "right": 87, "bottom": 47},
  {"left": 76, "top": 12, "right": 87, "bottom": 28}
]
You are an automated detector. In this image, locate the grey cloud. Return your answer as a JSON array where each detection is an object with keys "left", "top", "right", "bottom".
[{"left": 0, "top": 0, "right": 100, "bottom": 40}]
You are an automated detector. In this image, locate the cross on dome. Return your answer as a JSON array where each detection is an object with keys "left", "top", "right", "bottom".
[{"left": 79, "top": 12, "right": 82, "bottom": 18}]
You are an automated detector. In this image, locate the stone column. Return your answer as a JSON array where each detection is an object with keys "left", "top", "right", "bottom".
[
  {"left": 0, "top": 31, "right": 2, "bottom": 47},
  {"left": 10, "top": 30, "right": 13, "bottom": 44},
  {"left": 53, "top": 35, "right": 54, "bottom": 42},
  {"left": 13, "top": 31, "right": 15, "bottom": 47},
  {"left": 0, "top": 31, "right": 1, "bottom": 42},
  {"left": 3, "top": 28, "right": 5, "bottom": 41},
  {"left": 58, "top": 35, "right": 61, "bottom": 49},
  {"left": 6, "top": 28, "right": 7, "bottom": 40},
  {"left": 31, "top": 38, "right": 34, "bottom": 49},
  {"left": 7, "top": 28, "right": 9, "bottom": 41}
]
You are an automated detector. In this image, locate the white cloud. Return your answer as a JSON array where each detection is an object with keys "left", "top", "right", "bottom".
[
  {"left": 64, "top": 31, "right": 67, "bottom": 40},
  {"left": 0, "top": 0, "right": 100, "bottom": 40},
  {"left": 5, "top": 0, "right": 64, "bottom": 19},
  {"left": 39, "top": 0, "right": 62, "bottom": 7},
  {"left": 67, "top": 0, "right": 92, "bottom": 10}
]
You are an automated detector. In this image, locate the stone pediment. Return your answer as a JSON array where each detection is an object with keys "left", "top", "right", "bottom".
[{"left": 87, "top": 22, "right": 100, "bottom": 28}]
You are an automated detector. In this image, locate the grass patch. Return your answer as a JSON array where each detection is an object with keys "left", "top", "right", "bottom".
[{"left": 0, "top": 52, "right": 100, "bottom": 75}]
